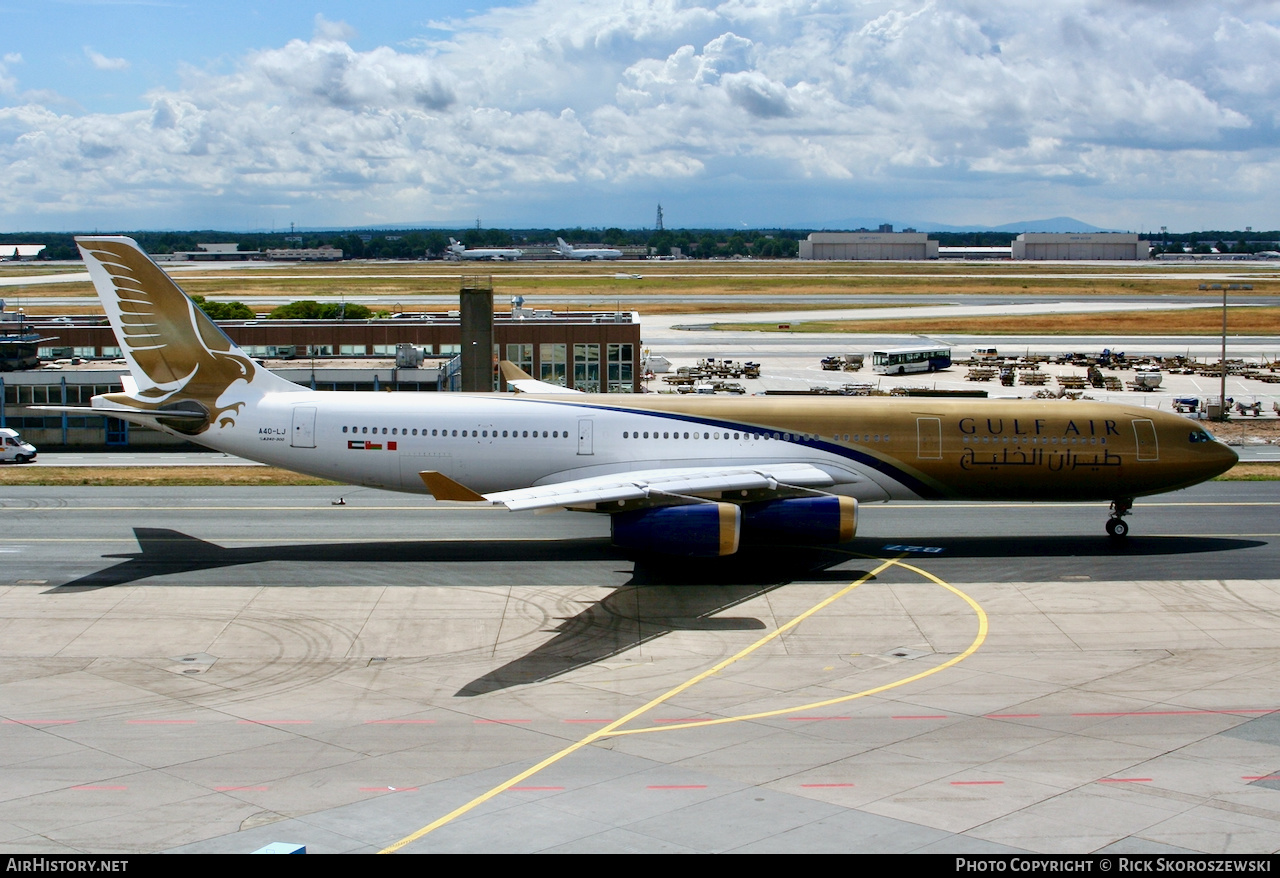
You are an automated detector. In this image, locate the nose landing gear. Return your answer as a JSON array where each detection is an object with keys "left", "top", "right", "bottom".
[{"left": 1106, "top": 498, "right": 1132, "bottom": 538}]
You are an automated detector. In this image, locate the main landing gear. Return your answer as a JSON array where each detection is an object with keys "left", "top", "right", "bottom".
[{"left": 1106, "top": 498, "right": 1132, "bottom": 538}]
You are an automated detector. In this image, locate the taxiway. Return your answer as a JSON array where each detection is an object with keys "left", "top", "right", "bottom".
[{"left": 2, "top": 484, "right": 1279, "bottom": 853}]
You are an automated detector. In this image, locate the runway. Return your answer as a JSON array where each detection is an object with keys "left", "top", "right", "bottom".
[{"left": 2, "top": 484, "right": 1280, "bottom": 853}]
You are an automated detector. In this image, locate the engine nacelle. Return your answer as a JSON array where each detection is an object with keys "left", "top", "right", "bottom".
[
  {"left": 611, "top": 502, "right": 741, "bottom": 557},
  {"left": 741, "top": 496, "right": 857, "bottom": 545}
]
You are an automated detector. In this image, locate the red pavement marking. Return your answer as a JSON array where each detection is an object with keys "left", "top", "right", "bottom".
[
  {"left": 801, "top": 783, "right": 855, "bottom": 788},
  {"left": 1243, "top": 775, "right": 1280, "bottom": 781},
  {"left": 364, "top": 720, "right": 436, "bottom": 724},
  {"left": 1074, "top": 709, "right": 1277, "bottom": 717}
]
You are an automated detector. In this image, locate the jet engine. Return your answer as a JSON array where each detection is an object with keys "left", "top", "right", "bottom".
[
  {"left": 610, "top": 502, "right": 740, "bottom": 557},
  {"left": 740, "top": 496, "right": 857, "bottom": 545}
]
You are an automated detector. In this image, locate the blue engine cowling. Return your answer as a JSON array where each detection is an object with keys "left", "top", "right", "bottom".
[
  {"left": 740, "top": 496, "right": 857, "bottom": 545},
  {"left": 611, "top": 503, "right": 741, "bottom": 557}
]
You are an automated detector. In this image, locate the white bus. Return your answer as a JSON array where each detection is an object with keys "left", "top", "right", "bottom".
[{"left": 871, "top": 345, "right": 952, "bottom": 375}]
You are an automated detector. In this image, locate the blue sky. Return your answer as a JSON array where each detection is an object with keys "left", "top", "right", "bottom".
[{"left": 2, "top": 1, "right": 1278, "bottom": 232}]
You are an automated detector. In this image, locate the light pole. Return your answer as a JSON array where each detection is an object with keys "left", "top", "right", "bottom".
[{"left": 1220, "top": 284, "right": 1228, "bottom": 421}]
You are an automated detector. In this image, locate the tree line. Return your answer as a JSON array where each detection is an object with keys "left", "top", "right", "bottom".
[{"left": 4, "top": 228, "right": 1277, "bottom": 261}]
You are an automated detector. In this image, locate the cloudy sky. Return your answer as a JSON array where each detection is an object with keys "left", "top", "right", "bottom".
[{"left": 1, "top": 0, "right": 1277, "bottom": 233}]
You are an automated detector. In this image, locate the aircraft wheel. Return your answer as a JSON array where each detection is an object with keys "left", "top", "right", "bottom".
[{"left": 1106, "top": 518, "right": 1128, "bottom": 538}]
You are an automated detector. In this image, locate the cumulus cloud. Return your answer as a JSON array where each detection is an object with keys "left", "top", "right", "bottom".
[
  {"left": 0, "top": 53, "right": 21, "bottom": 97},
  {"left": 84, "top": 48, "right": 130, "bottom": 72},
  {"left": 1, "top": 1, "right": 1278, "bottom": 229}
]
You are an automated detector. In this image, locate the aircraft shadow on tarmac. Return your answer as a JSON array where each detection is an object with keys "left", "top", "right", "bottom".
[
  {"left": 43, "top": 527, "right": 1265, "bottom": 697},
  {"left": 861, "top": 534, "right": 1265, "bottom": 560}
]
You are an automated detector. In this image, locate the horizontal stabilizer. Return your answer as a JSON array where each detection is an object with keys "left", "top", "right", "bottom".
[{"left": 32, "top": 404, "right": 207, "bottom": 422}]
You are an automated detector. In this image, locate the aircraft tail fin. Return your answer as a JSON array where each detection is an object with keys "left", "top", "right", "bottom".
[
  {"left": 499, "top": 359, "right": 581, "bottom": 394},
  {"left": 75, "top": 236, "right": 298, "bottom": 434}
]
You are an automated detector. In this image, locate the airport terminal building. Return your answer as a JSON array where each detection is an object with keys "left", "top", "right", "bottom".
[{"left": 1, "top": 309, "right": 641, "bottom": 449}]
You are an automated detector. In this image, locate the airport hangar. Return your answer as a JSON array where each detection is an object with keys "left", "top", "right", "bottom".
[
  {"left": 0, "top": 306, "right": 642, "bottom": 450},
  {"left": 799, "top": 231, "right": 1146, "bottom": 260}
]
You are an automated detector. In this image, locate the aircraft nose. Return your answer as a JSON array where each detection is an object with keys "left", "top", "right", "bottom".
[{"left": 1212, "top": 439, "right": 1239, "bottom": 477}]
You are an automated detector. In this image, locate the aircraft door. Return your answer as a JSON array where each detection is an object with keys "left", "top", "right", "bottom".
[
  {"left": 1133, "top": 419, "right": 1158, "bottom": 461},
  {"left": 577, "top": 418, "right": 594, "bottom": 456},
  {"left": 916, "top": 417, "right": 942, "bottom": 459},
  {"left": 291, "top": 406, "right": 317, "bottom": 448}
]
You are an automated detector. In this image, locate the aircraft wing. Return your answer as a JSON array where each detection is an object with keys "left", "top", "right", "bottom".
[{"left": 421, "top": 463, "right": 836, "bottom": 511}]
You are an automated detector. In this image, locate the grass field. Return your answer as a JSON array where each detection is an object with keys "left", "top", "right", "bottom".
[
  {"left": 4, "top": 260, "right": 1278, "bottom": 314},
  {"left": 0, "top": 466, "right": 340, "bottom": 486}
]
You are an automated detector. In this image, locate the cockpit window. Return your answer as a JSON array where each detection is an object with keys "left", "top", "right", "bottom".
[{"left": 1189, "top": 430, "right": 1214, "bottom": 443}]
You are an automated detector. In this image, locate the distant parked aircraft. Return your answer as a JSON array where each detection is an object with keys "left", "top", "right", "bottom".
[
  {"left": 556, "top": 237, "right": 622, "bottom": 261},
  {"left": 448, "top": 238, "right": 523, "bottom": 261}
]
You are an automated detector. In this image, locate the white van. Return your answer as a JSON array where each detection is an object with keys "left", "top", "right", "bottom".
[{"left": 0, "top": 427, "right": 36, "bottom": 463}]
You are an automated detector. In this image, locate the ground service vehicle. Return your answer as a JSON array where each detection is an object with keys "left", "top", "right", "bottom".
[{"left": 0, "top": 427, "right": 36, "bottom": 463}]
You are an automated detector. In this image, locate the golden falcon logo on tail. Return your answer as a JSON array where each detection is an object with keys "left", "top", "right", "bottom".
[{"left": 77, "top": 237, "right": 258, "bottom": 433}]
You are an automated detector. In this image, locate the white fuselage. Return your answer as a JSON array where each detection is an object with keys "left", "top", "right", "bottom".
[
  {"left": 450, "top": 248, "right": 522, "bottom": 261},
  {"left": 178, "top": 389, "right": 902, "bottom": 502}
]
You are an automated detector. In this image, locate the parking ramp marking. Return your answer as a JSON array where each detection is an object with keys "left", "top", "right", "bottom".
[{"left": 380, "top": 555, "right": 905, "bottom": 852}]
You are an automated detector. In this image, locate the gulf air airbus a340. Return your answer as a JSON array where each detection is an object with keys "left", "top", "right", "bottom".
[{"left": 58, "top": 236, "right": 1237, "bottom": 557}]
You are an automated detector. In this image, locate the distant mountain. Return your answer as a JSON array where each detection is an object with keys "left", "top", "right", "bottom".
[{"left": 908, "top": 217, "right": 1113, "bottom": 234}]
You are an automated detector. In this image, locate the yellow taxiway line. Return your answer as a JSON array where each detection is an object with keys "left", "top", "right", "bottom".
[{"left": 379, "top": 552, "right": 988, "bottom": 853}]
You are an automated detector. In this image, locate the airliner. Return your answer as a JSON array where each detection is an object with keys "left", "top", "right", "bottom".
[
  {"left": 60, "top": 237, "right": 1237, "bottom": 556},
  {"left": 556, "top": 237, "right": 623, "bottom": 261},
  {"left": 447, "top": 238, "right": 523, "bottom": 261}
]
